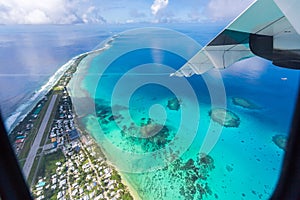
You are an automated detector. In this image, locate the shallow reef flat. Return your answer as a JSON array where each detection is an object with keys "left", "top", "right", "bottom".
[
  {"left": 209, "top": 108, "right": 240, "bottom": 128},
  {"left": 272, "top": 134, "right": 287, "bottom": 151},
  {"left": 95, "top": 99, "right": 175, "bottom": 153},
  {"left": 128, "top": 153, "right": 217, "bottom": 200},
  {"left": 232, "top": 97, "right": 260, "bottom": 109},
  {"left": 93, "top": 97, "right": 219, "bottom": 199}
]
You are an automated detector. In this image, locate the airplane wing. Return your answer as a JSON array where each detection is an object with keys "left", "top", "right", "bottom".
[{"left": 171, "top": 0, "right": 300, "bottom": 77}]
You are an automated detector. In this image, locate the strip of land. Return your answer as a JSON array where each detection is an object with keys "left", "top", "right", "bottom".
[
  {"left": 8, "top": 53, "right": 134, "bottom": 199},
  {"left": 22, "top": 94, "right": 58, "bottom": 179}
]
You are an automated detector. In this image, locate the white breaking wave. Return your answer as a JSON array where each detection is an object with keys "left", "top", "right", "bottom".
[
  {"left": 5, "top": 57, "right": 77, "bottom": 133},
  {"left": 5, "top": 36, "right": 115, "bottom": 133}
]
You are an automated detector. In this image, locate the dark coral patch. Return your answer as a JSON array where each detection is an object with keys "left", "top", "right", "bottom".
[
  {"left": 232, "top": 97, "right": 260, "bottom": 109},
  {"left": 167, "top": 97, "right": 180, "bottom": 111},
  {"left": 272, "top": 135, "right": 287, "bottom": 151}
]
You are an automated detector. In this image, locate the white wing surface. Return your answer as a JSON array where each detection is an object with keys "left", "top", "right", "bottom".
[{"left": 171, "top": 0, "right": 300, "bottom": 77}]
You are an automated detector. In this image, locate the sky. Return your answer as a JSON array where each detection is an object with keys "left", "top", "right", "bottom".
[{"left": 0, "top": 0, "right": 255, "bottom": 24}]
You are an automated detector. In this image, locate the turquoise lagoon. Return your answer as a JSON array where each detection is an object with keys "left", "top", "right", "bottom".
[{"left": 69, "top": 27, "right": 299, "bottom": 199}]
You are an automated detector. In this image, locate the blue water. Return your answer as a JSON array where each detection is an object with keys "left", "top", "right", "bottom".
[
  {"left": 1, "top": 23, "right": 299, "bottom": 199},
  {"left": 68, "top": 26, "right": 300, "bottom": 199},
  {"left": 0, "top": 23, "right": 222, "bottom": 132},
  {"left": 0, "top": 24, "right": 134, "bottom": 131}
]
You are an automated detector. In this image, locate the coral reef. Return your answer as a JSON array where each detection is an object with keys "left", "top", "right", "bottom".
[
  {"left": 95, "top": 102, "right": 173, "bottom": 152},
  {"left": 94, "top": 99, "right": 217, "bottom": 199},
  {"left": 209, "top": 108, "right": 240, "bottom": 127},
  {"left": 226, "top": 164, "right": 233, "bottom": 172},
  {"left": 175, "top": 153, "right": 216, "bottom": 199},
  {"left": 232, "top": 97, "right": 260, "bottom": 109},
  {"left": 140, "top": 122, "right": 164, "bottom": 137},
  {"left": 126, "top": 119, "right": 171, "bottom": 152},
  {"left": 272, "top": 134, "right": 287, "bottom": 151},
  {"left": 167, "top": 97, "right": 181, "bottom": 111}
]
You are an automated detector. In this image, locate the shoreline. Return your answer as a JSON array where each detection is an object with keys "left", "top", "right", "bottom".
[
  {"left": 6, "top": 52, "right": 89, "bottom": 133},
  {"left": 63, "top": 50, "right": 139, "bottom": 199},
  {"left": 74, "top": 117, "right": 140, "bottom": 200},
  {"left": 119, "top": 173, "right": 141, "bottom": 200},
  {"left": 9, "top": 47, "right": 137, "bottom": 199},
  {"left": 69, "top": 49, "right": 139, "bottom": 199}
]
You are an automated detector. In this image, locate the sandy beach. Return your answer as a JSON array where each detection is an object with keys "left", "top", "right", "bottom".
[{"left": 75, "top": 118, "right": 138, "bottom": 199}]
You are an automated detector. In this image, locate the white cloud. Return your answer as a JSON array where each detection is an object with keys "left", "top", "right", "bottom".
[
  {"left": 0, "top": 0, "right": 106, "bottom": 24},
  {"left": 205, "top": 0, "right": 254, "bottom": 21},
  {"left": 0, "top": 0, "right": 256, "bottom": 24},
  {"left": 81, "top": 6, "right": 107, "bottom": 23},
  {"left": 151, "top": 0, "right": 169, "bottom": 15},
  {"left": 24, "top": 9, "right": 51, "bottom": 24}
]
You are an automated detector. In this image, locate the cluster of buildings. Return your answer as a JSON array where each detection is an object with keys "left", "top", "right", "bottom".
[
  {"left": 12, "top": 97, "right": 47, "bottom": 155},
  {"left": 46, "top": 88, "right": 80, "bottom": 152},
  {"left": 32, "top": 78, "right": 132, "bottom": 199},
  {"left": 66, "top": 144, "right": 126, "bottom": 200},
  {"left": 14, "top": 129, "right": 29, "bottom": 154},
  {"left": 32, "top": 136, "right": 129, "bottom": 200},
  {"left": 11, "top": 59, "right": 132, "bottom": 200},
  {"left": 11, "top": 57, "right": 77, "bottom": 156}
]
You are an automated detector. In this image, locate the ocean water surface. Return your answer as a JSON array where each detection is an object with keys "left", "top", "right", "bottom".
[
  {"left": 68, "top": 26, "right": 300, "bottom": 199},
  {"left": 0, "top": 23, "right": 220, "bottom": 132},
  {"left": 0, "top": 24, "right": 140, "bottom": 131},
  {"left": 1, "top": 23, "right": 299, "bottom": 199}
]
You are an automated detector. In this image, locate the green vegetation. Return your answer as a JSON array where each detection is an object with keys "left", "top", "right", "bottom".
[
  {"left": 32, "top": 150, "right": 65, "bottom": 199},
  {"left": 111, "top": 170, "right": 121, "bottom": 182},
  {"left": 27, "top": 155, "right": 41, "bottom": 185},
  {"left": 36, "top": 150, "right": 65, "bottom": 178},
  {"left": 44, "top": 185, "right": 58, "bottom": 200},
  {"left": 18, "top": 159, "right": 26, "bottom": 168},
  {"left": 16, "top": 92, "right": 53, "bottom": 160},
  {"left": 53, "top": 86, "right": 64, "bottom": 92},
  {"left": 122, "top": 192, "right": 134, "bottom": 200},
  {"left": 37, "top": 148, "right": 43, "bottom": 155}
]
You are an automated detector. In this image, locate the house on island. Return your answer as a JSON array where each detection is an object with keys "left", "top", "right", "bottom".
[{"left": 68, "top": 129, "right": 80, "bottom": 141}]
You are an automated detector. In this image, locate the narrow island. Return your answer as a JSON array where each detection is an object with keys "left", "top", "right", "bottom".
[{"left": 8, "top": 53, "right": 134, "bottom": 200}]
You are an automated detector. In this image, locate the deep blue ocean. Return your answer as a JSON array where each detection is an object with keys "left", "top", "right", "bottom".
[{"left": 1, "top": 23, "right": 300, "bottom": 199}]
